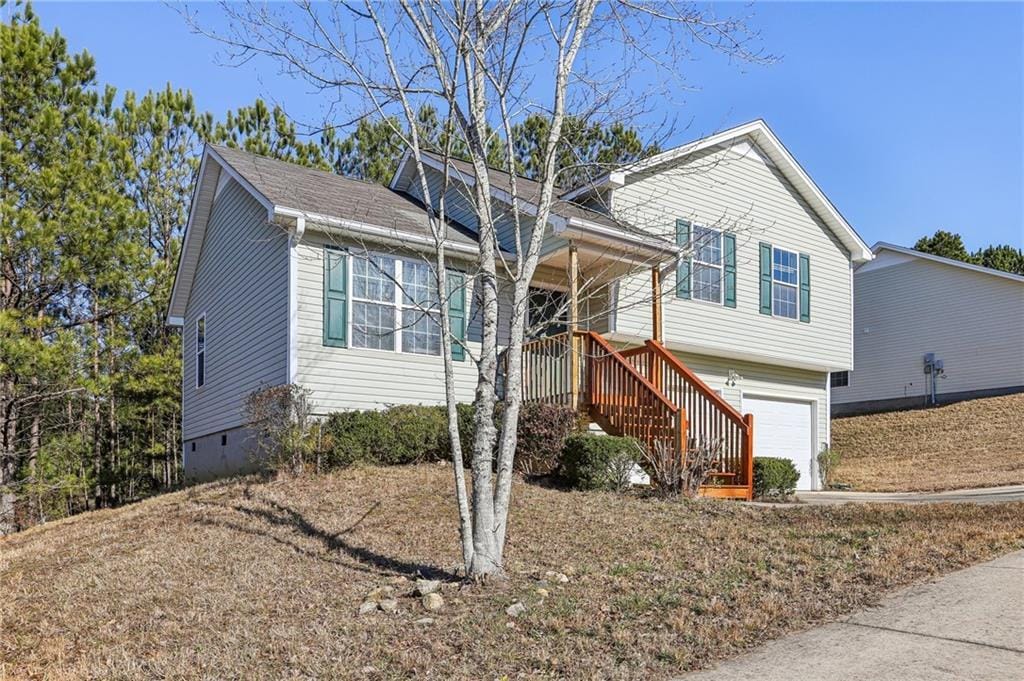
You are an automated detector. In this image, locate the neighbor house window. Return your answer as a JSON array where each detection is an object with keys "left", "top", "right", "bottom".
[
  {"left": 195, "top": 316, "right": 206, "bottom": 388},
  {"left": 351, "top": 255, "right": 397, "bottom": 350},
  {"left": 830, "top": 371, "right": 849, "bottom": 388},
  {"left": 692, "top": 226, "right": 723, "bottom": 303},
  {"left": 772, "top": 247, "right": 799, "bottom": 319}
]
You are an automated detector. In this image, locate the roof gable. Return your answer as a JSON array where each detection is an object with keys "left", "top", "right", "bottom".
[
  {"left": 563, "top": 120, "right": 873, "bottom": 263},
  {"left": 864, "top": 242, "right": 1024, "bottom": 283}
]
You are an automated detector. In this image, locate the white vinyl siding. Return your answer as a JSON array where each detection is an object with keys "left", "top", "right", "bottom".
[
  {"left": 833, "top": 256, "right": 1024, "bottom": 404},
  {"left": 610, "top": 139, "right": 853, "bottom": 371},
  {"left": 182, "top": 179, "right": 289, "bottom": 440},
  {"left": 296, "top": 229, "right": 513, "bottom": 413}
]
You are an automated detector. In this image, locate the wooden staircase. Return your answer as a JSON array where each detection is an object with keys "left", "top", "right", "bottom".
[{"left": 519, "top": 331, "right": 753, "bottom": 499}]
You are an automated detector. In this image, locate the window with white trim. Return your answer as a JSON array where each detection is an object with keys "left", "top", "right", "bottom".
[
  {"left": 400, "top": 260, "right": 442, "bottom": 355},
  {"left": 772, "top": 247, "right": 799, "bottom": 319},
  {"left": 348, "top": 253, "right": 445, "bottom": 356},
  {"left": 692, "top": 226, "right": 723, "bottom": 304},
  {"left": 351, "top": 255, "right": 397, "bottom": 350},
  {"left": 195, "top": 316, "right": 206, "bottom": 388}
]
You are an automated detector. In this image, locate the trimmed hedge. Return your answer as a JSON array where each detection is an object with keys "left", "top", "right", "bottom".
[
  {"left": 322, "top": 402, "right": 580, "bottom": 472},
  {"left": 753, "top": 457, "right": 800, "bottom": 499},
  {"left": 559, "top": 434, "right": 638, "bottom": 492}
]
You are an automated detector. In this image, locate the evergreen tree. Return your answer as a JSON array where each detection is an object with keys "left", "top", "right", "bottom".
[
  {"left": 914, "top": 229, "right": 1024, "bottom": 275},
  {"left": 913, "top": 230, "right": 972, "bottom": 261}
]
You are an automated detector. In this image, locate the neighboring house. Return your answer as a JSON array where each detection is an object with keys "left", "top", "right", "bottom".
[
  {"left": 832, "top": 242, "right": 1024, "bottom": 416},
  {"left": 167, "top": 119, "right": 872, "bottom": 492}
]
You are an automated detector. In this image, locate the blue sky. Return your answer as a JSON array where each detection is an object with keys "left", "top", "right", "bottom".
[{"left": 28, "top": 1, "right": 1024, "bottom": 250}]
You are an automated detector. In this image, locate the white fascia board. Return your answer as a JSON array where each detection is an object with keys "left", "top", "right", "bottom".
[
  {"left": 205, "top": 146, "right": 276, "bottom": 220},
  {"left": 389, "top": 148, "right": 412, "bottom": 190},
  {"left": 559, "top": 171, "right": 625, "bottom": 203},
  {"left": 273, "top": 206, "right": 492, "bottom": 260},
  {"left": 870, "top": 241, "right": 1024, "bottom": 283},
  {"left": 563, "top": 217, "right": 678, "bottom": 257},
  {"left": 166, "top": 150, "right": 211, "bottom": 324}
]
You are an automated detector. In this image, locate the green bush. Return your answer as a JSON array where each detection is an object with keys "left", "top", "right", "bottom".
[
  {"left": 753, "top": 457, "right": 800, "bottom": 499},
  {"left": 511, "top": 402, "right": 583, "bottom": 475},
  {"left": 559, "top": 434, "right": 638, "bottom": 492},
  {"left": 324, "top": 405, "right": 449, "bottom": 467},
  {"left": 323, "top": 402, "right": 581, "bottom": 472}
]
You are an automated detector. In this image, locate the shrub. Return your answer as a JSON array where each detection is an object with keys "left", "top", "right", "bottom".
[
  {"left": 324, "top": 405, "right": 448, "bottom": 467},
  {"left": 246, "top": 384, "right": 319, "bottom": 476},
  {"left": 512, "top": 402, "right": 583, "bottom": 475},
  {"left": 753, "top": 457, "right": 800, "bottom": 500},
  {"left": 559, "top": 434, "right": 638, "bottom": 492},
  {"left": 817, "top": 444, "right": 841, "bottom": 488}
]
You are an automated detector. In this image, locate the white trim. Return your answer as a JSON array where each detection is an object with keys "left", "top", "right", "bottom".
[
  {"left": 389, "top": 150, "right": 412, "bottom": 190},
  {"left": 825, "top": 376, "right": 832, "bottom": 447},
  {"left": 740, "top": 390, "right": 821, "bottom": 491},
  {"left": 274, "top": 206, "right": 483, "bottom": 258},
  {"left": 566, "top": 120, "right": 873, "bottom": 264},
  {"left": 287, "top": 217, "right": 303, "bottom": 384},
  {"left": 205, "top": 146, "right": 276, "bottom": 218},
  {"left": 867, "top": 241, "right": 1024, "bottom": 283},
  {"left": 167, "top": 315, "right": 184, "bottom": 327}
]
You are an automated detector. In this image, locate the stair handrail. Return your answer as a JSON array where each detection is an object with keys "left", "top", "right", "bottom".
[
  {"left": 644, "top": 339, "right": 747, "bottom": 426},
  {"left": 585, "top": 332, "right": 678, "bottom": 413}
]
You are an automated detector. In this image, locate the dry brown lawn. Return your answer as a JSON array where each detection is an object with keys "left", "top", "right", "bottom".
[
  {"left": 832, "top": 393, "right": 1024, "bottom": 492},
  {"left": 2, "top": 464, "right": 1023, "bottom": 680}
]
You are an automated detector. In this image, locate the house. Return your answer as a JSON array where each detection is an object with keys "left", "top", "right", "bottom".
[
  {"left": 831, "top": 242, "right": 1024, "bottom": 416},
  {"left": 167, "top": 120, "right": 872, "bottom": 493}
]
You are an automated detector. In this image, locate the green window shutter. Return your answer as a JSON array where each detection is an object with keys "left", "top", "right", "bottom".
[
  {"left": 675, "top": 219, "right": 692, "bottom": 299},
  {"left": 723, "top": 233, "right": 737, "bottom": 308},
  {"left": 323, "top": 248, "right": 348, "bottom": 347},
  {"left": 799, "top": 253, "right": 811, "bottom": 323},
  {"left": 447, "top": 271, "right": 467, "bottom": 361},
  {"left": 759, "top": 242, "right": 772, "bottom": 315}
]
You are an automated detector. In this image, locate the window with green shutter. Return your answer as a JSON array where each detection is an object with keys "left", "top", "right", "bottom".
[
  {"left": 323, "top": 247, "right": 348, "bottom": 347},
  {"left": 799, "top": 253, "right": 811, "bottom": 323},
  {"left": 447, "top": 271, "right": 467, "bottom": 361},
  {"left": 675, "top": 219, "right": 692, "bottom": 299},
  {"left": 758, "top": 242, "right": 772, "bottom": 315}
]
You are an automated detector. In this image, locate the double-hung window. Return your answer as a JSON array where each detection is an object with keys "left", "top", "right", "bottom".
[
  {"left": 400, "top": 260, "right": 442, "bottom": 355},
  {"left": 692, "top": 226, "right": 723, "bottom": 304},
  {"left": 195, "top": 316, "right": 206, "bottom": 388},
  {"left": 771, "top": 247, "right": 799, "bottom": 319},
  {"left": 351, "top": 255, "right": 397, "bottom": 350}
]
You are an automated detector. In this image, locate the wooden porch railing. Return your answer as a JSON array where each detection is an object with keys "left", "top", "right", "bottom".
[
  {"left": 519, "top": 332, "right": 752, "bottom": 500},
  {"left": 623, "top": 340, "right": 754, "bottom": 493},
  {"left": 581, "top": 332, "right": 685, "bottom": 457}
]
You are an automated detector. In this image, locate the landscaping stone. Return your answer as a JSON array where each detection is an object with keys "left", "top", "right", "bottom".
[
  {"left": 358, "top": 601, "right": 378, "bottom": 616},
  {"left": 535, "top": 588, "right": 549, "bottom": 599},
  {"left": 414, "top": 617, "right": 434, "bottom": 626},
  {"left": 366, "top": 585, "right": 395, "bottom": 602},
  {"left": 421, "top": 592, "right": 444, "bottom": 611},
  {"left": 414, "top": 579, "right": 441, "bottom": 596},
  {"left": 378, "top": 598, "right": 399, "bottom": 614},
  {"left": 506, "top": 601, "right": 527, "bottom": 618},
  {"left": 543, "top": 570, "right": 569, "bottom": 584}
]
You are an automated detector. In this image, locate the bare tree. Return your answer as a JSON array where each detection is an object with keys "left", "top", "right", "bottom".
[{"left": 184, "top": 0, "right": 768, "bottom": 579}]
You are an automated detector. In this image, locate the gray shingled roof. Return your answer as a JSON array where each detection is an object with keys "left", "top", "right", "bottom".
[{"left": 210, "top": 144, "right": 479, "bottom": 247}]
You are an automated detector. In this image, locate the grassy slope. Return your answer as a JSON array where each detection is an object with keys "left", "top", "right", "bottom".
[
  {"left": 2, "top": 465, "right": 1023, "bottom": 680},
  {"left": 832, "top": 393, "right": 1024, "bottom": 492}
]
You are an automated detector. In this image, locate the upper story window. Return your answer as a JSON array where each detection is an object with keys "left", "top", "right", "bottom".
[
  {"left": 195, "top": 316, "right": 206, "bottom": 388},
  {"left": 692, "top": 226, "right": 723, "bottom": 304},
  {"left": 772, "top": 247, "right": 799, "bottom": 319},
  {"left": 830, "top": 371, "right": 849, "bottom": 388}
]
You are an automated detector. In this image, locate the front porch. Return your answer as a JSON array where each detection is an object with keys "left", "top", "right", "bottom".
[{"left": 519, "top": 238, "right": 754, "bottom": 500}]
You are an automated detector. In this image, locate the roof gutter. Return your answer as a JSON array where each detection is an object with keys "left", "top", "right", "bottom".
[{"left": 560, "top": 216, "right": 678, "bottom": 259}]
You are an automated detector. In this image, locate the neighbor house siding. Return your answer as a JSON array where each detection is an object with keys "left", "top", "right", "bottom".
[
  {"left": 295, "top": 228, "right": 513, "bottom": 413},
  {"left": 182, "top": 179, "right": 290, "bottom": 440},
  {"left": 832, "top": 256, "right": 1024, "bottom": 406},
  {"left": 610, "top": 141, "right": 854, "bottom": 371}
]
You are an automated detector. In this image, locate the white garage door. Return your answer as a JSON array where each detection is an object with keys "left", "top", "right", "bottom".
[{"left": 743, "top": 396, "right": 815, "bottom": 491}]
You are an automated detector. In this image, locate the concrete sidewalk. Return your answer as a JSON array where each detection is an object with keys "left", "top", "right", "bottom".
[
  {"left": 795, "top": 484, "right": 1024, "bottom": 505},
  {"left": 682, "top": 550, "right": 1024, "bottom": 681}
]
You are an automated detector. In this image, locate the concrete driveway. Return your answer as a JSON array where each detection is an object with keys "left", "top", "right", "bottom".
[
  {"left": 681, "top": 550, "right": 1024, "bottom": 681},
  {"left": 795, "top": 484, "right": 1024, "bottom": 505}
]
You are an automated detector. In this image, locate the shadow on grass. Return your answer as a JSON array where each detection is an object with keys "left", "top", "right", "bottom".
[{"left": 193, "top": 492, "right": 457, "bottom": 581}]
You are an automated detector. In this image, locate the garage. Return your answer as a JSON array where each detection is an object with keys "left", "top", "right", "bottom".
[{"left": 742, "top": 395, "right": 817, "bottom": 491}]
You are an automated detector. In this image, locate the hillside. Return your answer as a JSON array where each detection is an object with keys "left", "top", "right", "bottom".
[
  {"left": 3, "top": 464, "right": 1023, "bottom": 679},
  {"left": 832, "top": 393, "right": 1024, "bottom": 492}
]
